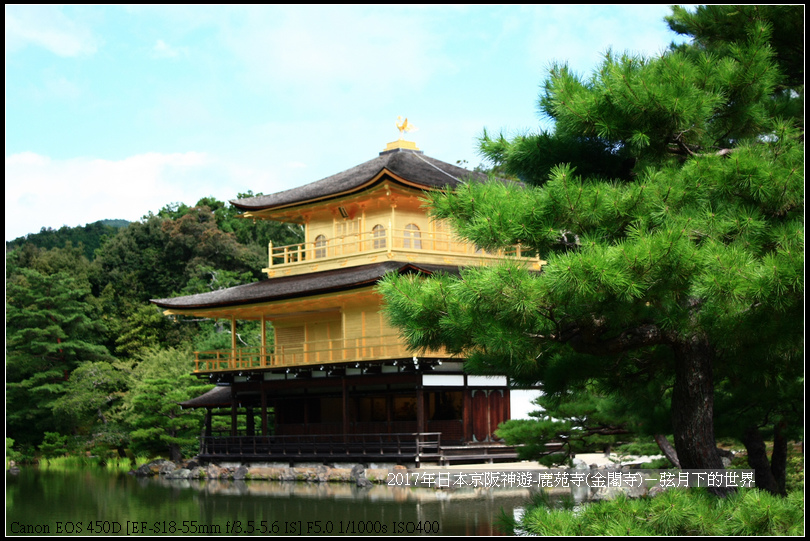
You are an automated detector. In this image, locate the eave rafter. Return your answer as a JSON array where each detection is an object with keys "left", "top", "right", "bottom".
[{"left": 162, "top": 287, "right": 377, "bottom": 322}]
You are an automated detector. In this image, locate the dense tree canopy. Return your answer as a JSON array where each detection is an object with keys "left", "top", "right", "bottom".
[
  {"left": 380, "top": 5, "right": 803, "bottom": 495},
  {"left": 6, "top": 220, "right": 128, "bottom": 261},
  {"left": 6, "top": 195, "right": 301, "bottom": 458}
]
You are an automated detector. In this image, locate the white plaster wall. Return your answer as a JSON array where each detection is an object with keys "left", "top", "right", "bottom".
[{"left": 509, "top": 389, "right": 544, "bottom": 420}]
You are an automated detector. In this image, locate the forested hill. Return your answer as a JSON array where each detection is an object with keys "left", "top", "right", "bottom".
[
  {"left": 7, "top": 220, "right": 131, "bottom": 261},
  {"left": 6, "top": 194, "right": 303, "bottom": 460}
]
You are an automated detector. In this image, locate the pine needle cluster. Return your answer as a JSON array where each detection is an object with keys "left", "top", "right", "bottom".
[{"left": 505, "top": 488, "right": 804, "bottom": 536}]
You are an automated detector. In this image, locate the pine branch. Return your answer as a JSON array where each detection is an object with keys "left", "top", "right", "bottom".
[{"left": 566, "top": 323, "right": 667, "bottom": 356}]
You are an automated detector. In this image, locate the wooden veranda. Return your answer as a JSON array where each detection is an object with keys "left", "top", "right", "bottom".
[{"left": 197, "top": 432, "right": 522, "bottom": 466}]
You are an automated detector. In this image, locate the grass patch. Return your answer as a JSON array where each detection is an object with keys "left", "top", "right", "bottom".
[{"left": 38, "top": 454, "right": 149, "bottom": 473}]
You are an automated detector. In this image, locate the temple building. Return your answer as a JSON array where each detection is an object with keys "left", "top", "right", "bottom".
[{"left": 151, "top": 134, "right": 543, "bottom": 465}]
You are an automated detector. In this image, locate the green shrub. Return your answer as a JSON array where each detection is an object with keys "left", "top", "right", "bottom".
[{"left": 38, "top": 432, "right": 74, "bottom": 459}]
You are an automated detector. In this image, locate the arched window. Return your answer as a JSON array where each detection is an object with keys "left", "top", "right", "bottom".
[
  {"left": 403, "top": 223, "right": 422, "bottom": 249},
  {"left": 372, "top": 224, "right": 386, "bottom": 249},
  {"left": 314, "top": 235, "right": 327, "bottom": 258}
]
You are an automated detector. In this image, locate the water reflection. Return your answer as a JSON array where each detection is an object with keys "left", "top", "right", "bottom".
[{"left": 7, "top": 470, "right": 531, "bottom": 536}]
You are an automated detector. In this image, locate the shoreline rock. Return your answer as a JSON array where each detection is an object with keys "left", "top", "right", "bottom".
[{"left": 131, "top": 459, "right": 389, "bottom": 485}]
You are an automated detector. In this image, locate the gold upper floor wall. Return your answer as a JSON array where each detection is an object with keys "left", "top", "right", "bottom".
[{"left": 257, "top": 183, "right": 541, "bottom": 277}]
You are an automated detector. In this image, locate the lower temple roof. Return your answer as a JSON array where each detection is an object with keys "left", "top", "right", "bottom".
[{"left": 151, "top": 261, "right": 459, "bottom": 310}]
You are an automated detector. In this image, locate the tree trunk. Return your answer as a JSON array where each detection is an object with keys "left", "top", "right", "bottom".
[
  {"left": 169, "top": 443, "right": 182, "bottom": 463},
  {"left": 654, "top": 434, "right": 681, "bottom": 468},
  {"left": 670, "top": 336, "right": 732, "bottom": 496},
  {"left": 741, "top": 425, "right": 780, "bottom": 495}
]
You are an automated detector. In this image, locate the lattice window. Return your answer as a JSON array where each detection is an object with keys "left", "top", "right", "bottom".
[
  {"left": 314, "top": 235, "right": 327, "bottom": 258},
  {"left": 372, "top": 224, "right": 386, "bottom": 249},
  {"left": 403, "top": 223, "right": 422, "bottom": 249}
]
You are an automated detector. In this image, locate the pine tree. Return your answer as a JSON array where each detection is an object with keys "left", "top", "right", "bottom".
[
  {"left": 123, "top": 347, "right": 211, "bottom": 461},
  {"left": 6, "top": 266, "right": 112, "bottom": 447},
  {"left": 380, "top": 5, "right": 803, "bottom": 495}
]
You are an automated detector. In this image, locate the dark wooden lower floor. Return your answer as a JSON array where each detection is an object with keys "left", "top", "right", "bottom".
[
  {"left": 198, "top": 432, "right": 523, "bottom": 466},
  {"left": 186, "top": 366, "right": 538, "bottom": 465}
]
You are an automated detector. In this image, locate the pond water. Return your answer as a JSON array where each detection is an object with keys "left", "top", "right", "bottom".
[{"left": 6, "top": 469, "right": 532, "bottom": 536}]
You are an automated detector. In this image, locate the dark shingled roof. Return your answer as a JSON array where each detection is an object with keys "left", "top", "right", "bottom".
[
  {"left": 180, "top": 385, "right": 232, "bottom": 408},
  {"left": 231, "top": 148, "right": 488, "bottom": 211},
  {"left": 151, "top": 261, "right": 459, "bottom": 310}
]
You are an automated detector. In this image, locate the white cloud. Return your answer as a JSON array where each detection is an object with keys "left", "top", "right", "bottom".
[
  {"left": 5, "top": 5, "right": 98, "bottom": 57},
  {"left": 152, "top": 38, "right": 187, "bottom": 59},
  {"left": 219, "top": 6, "right": 450, "bottom": 101},
  {"left": 3, "top": 151, "right": 260, "bottom": 240}
]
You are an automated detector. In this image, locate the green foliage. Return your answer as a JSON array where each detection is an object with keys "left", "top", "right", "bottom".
[
  {"left": 38, "top": 432, "right": 74, "bottom": 459},
  {"left": 191, "top": 319, "right": 266, "bottom": 353},
  {"left": 510, "top": 488, "right": 804, "bottom": 536},
  {"left": 37, "top": 454, "right": 148, "bottom": 472},
  {"left": 123, "top": 347, "right": 212, "bottom": 460},
  {"left": 666, "top": 5, "right": 804, "bottom": 91},
  {"left": 496, "top": 390, "right": 652, "bottom": 465},
  {"left": 113, "top": 304, "right": 179, "bottom": 358},
  {"left": 380, "top": 5, "right": 803, "bottom": 484},
  {"left": 89, "top": 203, "right": 264, "bottom": 307},
  {"left": 6, "top": 438, "right": 23, "bottom": 467},
  {"left": 6, "top": 220, "right": 127, "bottom": 261},
  {"left": 50, "top": 361, "right": 129, "bottom": 435},
  {"left": 6, "top": 263, "right": 113, "bottom": 448},
  {"left": 784, "top": 446, "right": 804, "bottom": 494},
  {"left": 180, "top": 265, "right": 257, "bottom": 296},
  {"left": 614, "top": 439, "right": 667, "bottom": 458},
  {"left": 6, "top": 192, "right": 301, "bottom": 456}
]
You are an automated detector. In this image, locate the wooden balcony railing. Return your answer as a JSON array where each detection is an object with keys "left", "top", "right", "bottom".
[
  {"left": 193, "top": 333, "right": 447, "bottom": 372},
  {"left": 199, "top": 432, "right": 442, "bottom": 461},
  {"left": 266, "top": 228, "right": 536, "bottom": 268}
]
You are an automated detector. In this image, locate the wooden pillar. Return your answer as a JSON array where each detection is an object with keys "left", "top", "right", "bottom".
[
  {"left": 387, "top": 217, "right": 393, "bottom": 254},
  {"left": 230, "top": 316, "right": 237, "bottom": 368},
  {"left": 389, "top": 203, "right": 396, "bottom": 253},
  {"left": 261, "top": 314, "right": 267, "bottom": 366},
  {"left": 260, "top": 388, "right": 268, "bottom": 436},
  {"left": 416, "top": 387, "right": 425, "bottom": 435},
  {"left": 342, "top": 377, "right": 349, "bottom": 439},
  {"left": 205, "top": 408, "right": 212, "bottom": 437},
  {"left": 463, "top": 384, "right": 472, "bottom": 443}
]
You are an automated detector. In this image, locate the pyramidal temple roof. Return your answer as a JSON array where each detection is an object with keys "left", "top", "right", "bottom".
[{"left": 231, "top": 148, "right": 488, "bottom": 212}]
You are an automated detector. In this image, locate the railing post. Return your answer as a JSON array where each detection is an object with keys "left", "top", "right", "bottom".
[
  {"left": 268, "top": 241, "right": 274, "bottom": 268},
  {"left": 261, "top": 314, "right": 266, "bottom": 367}
]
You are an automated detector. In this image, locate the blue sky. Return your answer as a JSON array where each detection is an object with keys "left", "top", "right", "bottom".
[{"left": 5, "top": 5, "right": 693, "bottom": 240}]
